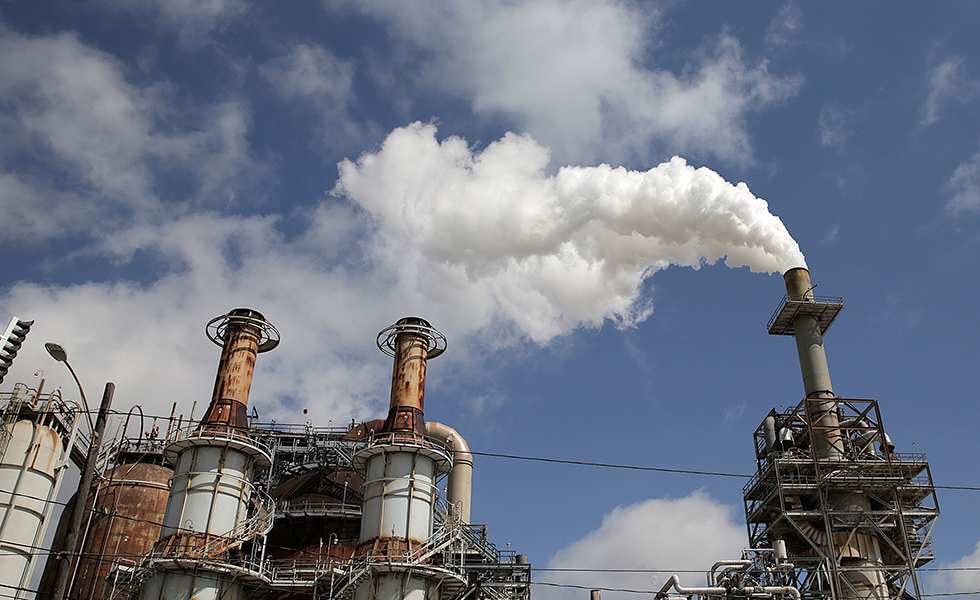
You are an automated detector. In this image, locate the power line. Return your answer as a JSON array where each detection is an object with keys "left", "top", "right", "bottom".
[{"left": 468, "top": 450, "right": 748, "bottom": 478}]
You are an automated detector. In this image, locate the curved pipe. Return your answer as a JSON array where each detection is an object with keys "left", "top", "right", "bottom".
[
  {"left": 657, "top": 575, "right": 800, "bottom": 600},
  {"left": 425, "top": 421, "right": 472, "bottom": 524},
  {"left": 708, "top": 560, "right": 750, "bottom": 585}
]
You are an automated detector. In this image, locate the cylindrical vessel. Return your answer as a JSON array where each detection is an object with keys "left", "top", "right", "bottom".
[
  {"left": 355, "top": 574, "right": 441, "bottom": 600},
  {"left": 160, "top": 437, "right": 266, "bottom": 537},
  {"left": 140, "top": 571, "right": 246, "bottom": 600},
  {"left": 0, "top": 420, "right": 63, "bottom": 597},
  {"left": 38, "top": 459, "right": 173, "bottom": 600},
  {"left": 359, "top": 448, "right": 439, "bottom": 544}
]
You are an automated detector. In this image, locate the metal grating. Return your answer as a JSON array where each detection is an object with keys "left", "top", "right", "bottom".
[{"left": 767, "top": 295, "right": 843, "bottom": 336}]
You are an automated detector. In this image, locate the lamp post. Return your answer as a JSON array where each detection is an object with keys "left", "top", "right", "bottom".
[
  {"left": 45, "top": 342, "right": 114, "bottom": 600},
  {"left": 45, "top": 342, "right": 94, "bottom": 434}
]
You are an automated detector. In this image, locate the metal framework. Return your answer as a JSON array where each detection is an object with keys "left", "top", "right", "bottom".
[
  {"left": 743, "top": 398, "right": 938, "bottom": 599},
  {"left": 109, "top": 421, "right": 530, "bottom": 600}
]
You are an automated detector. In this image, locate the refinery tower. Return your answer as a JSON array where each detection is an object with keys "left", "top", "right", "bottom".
[
  {"left": 742, "top": 268, "right": 939, "bottom": 600},
  {"left": 0, "top": 269, "right": 941, "bottom": 600},
  {"left": 16, "top": 311, "right": 529, "bottom": 600}
]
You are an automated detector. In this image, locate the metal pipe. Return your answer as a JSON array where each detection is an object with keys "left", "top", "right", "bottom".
[
  {"left": 201, "top": 309, "right": 278, "bottom": 429},
  {"left": 657, "top": 575, "right": 800, "bottom": 600},
  {"left": 783, "top": 268, "right": 842, "bottom": 459},
  {"left": 425, "top": 421, "right": 473, "bottom": 524}
]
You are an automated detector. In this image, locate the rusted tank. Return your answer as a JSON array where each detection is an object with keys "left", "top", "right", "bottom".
[{"left": 38, "top": 456, "right": 173, "bottom": 600}]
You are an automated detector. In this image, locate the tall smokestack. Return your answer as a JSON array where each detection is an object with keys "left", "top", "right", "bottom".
[
  {"left": 201, "top": 308, "right": 280, "bottom": 430},
  {"left": 377, "top": 317, "right": 446, "bottom": 435},
  {"left": 139, "top": 308, "right": 278, "bottom": 600},
  {"left": 354, "top": 317, "right": 451, "bottom": 600},
  {"left": 768, "top": 268, "right": 844, "bottom": 459}
]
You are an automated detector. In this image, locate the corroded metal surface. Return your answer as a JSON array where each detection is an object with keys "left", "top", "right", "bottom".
[
  {"left": 202, "top": 309, "right": 265, "bottom": 429},
  {"left": 383, "top": 318, "right": 431, "bottom": 435},
  {"left": 38, "top": 461, "right": 173, "bottom": 600}
]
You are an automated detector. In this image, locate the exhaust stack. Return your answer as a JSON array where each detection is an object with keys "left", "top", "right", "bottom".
[
  {"left": 768, "top": 267, "right": 844, "bottom": 459},
  {"left": 377, "top": 317, "right": 445, "bottom": 434},
  {"left": 201, "top": 308, "right": 280, "bottom": 430},
  {"left": 139, "top": 309, "right": 278, "bottom": 600},
  {"left": 354, "top": 317, "right": 456, "bottom": 600}
]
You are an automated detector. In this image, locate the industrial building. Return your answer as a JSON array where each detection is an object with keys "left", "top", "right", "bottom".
[{"left": 0, "top": 268, "right": 938, "bottom": 600}]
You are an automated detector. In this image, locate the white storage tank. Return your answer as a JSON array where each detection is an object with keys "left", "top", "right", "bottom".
[{"left": 0, "top": 383, "right": 82, "bottom": 600}]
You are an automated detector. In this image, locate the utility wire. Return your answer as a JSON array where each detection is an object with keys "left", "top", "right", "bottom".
[
  {"left": 82, "top": 407, "right": 980, "bottom": 491},
  {"left": 469, "top": 450, "right": 980, "bottom": 491}
]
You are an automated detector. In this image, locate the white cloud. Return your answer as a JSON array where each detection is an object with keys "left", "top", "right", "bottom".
[
  {"left": 818, "top": 104, "right": 853, "bottom": 149},
  {"left": 259, "top": 43, "right": 376, "bottom": 147},
  {"left": 765, "top": 2, "right": 803, "bottom": 50},
  {"left": 0, "top": 28, "right": 271, "bottom": 242},
  {"left": 536, "top": 492, "right": 746, "bottom": 600},
  {"left": 932, "top": 541, "right": 980, "bottom": 595},
  {"left": 98, "top": 0, "right": 248, "bottom": 46},
  {"left": 261, "top": 44, "right": 355, "bottom": 105},
  {"left": 327, "top": 0, "right": 802, "bottom": 165},
  {"left": 336, "top": 122, "right": 806, "bottom": 343},
  {"left": 921, "top": 56, "right": 980, "bottom": 126},
  {"left": 945, "top": 149, "right": 980, "bottom": 214}
]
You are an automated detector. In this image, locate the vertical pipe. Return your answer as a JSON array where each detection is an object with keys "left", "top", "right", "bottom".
[
  {"left": 783, "top": 268, "right": 842, "bottom": 459},
  {"left": 201, "top": 308, "right": 267, "bottom": 430},
  {"left": 383, "top": 318, "right": 431, "bottom": 435}
]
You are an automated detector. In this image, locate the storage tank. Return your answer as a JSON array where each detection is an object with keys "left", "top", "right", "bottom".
[
  {"left": 0, "top": 387, "right": 80, "bottom": 600},
  {"left": 37, "top": 439, "right": 172, "bottom": 600}
]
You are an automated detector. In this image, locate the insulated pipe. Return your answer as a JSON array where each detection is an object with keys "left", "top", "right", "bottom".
[
  {"left": 657, "top": 575, "right": 800, "bottom": 600},
  {"left": 707, "top": 560, "right": 750, "bottom": 586},
  {"left": 783, "top": 268, "right": 842, "bottom": 459},
  {"left": 425, "top": 422, "right": 473, "bottom": 524}
]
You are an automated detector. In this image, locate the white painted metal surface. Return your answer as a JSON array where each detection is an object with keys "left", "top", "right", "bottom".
[
  {"left": 0, "top": 420, "right": 63, "bottom": 598},
  {"left": 160, "top": 437, "right": 267, "bottom": 537},
  {"left": 354, "top": 572, "right": 440, "bottom": 600},
  {"left": 359, "top": 449, "right": 438, "bottom": 543}
]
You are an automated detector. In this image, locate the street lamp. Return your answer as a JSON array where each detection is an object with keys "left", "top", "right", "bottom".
[
  {"left": 45, "top": 342, "right": 94, "bottom": 433},
  {"left": 44, "top": 341, "right": 114, "bottom": 600}
]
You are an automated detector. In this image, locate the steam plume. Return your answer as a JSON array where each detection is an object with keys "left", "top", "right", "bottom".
[{"left": 336, "top": 122, "right": 806, "bottom": 342}]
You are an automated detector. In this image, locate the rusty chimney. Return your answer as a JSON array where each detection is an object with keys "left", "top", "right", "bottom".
[
  {"left": 200, "top": 308, "right": 279, "bottom": 429},
  {"left": 376, "top": 317, "right": 446, "bottom": 435}
]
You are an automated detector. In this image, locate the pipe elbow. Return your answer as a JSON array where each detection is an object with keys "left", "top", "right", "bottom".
[{"left": 425, "top": 421, "right": 473, "bottom": 466}]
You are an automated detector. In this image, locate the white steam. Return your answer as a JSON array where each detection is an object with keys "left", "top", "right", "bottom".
[{"left": 336, "top": 122, "right": 806, "bottom": 342}]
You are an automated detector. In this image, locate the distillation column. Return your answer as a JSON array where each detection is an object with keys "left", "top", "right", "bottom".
[
  {"left": 138, "top": 309, "right": 279, "bottom": 600},
  {"left": 353, "top": 317, "right": 452, "bottom": 600}
]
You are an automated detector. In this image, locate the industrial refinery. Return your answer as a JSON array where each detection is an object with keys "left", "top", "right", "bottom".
[{"left": 0, "top": 268, "right": 938, "bottom": 600}]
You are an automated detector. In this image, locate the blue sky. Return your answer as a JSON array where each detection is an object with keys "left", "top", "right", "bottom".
[{"left": 2, "top": 1, "right": 980, "bottom": 597}]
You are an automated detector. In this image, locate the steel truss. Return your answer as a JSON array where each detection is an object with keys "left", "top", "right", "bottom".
[{"left": 743, "top": 398, "right": 938, "bottom": 600}]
